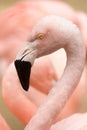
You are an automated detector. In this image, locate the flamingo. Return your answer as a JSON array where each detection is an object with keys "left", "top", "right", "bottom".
[
  {"left": 13, "top": 15, "right": 85, "bottom": 130},
  {"left": 3, "top": 14, "right": 87, "bottom": 130},
  {"left": 0, "top": 0, "right": 87, "bottom": 127}
]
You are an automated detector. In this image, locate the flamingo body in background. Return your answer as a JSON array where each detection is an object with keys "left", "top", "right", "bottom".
[
  {"left": 30, "top": 57, "right": 58, "bottom": 94},
  {"left": 0, "top": 114, "right": 11, "bottom": 130},
  {"left": 14, "top": 15, "right": 85, "bottom": 130},
  {"left": 0, "top": 0, "right": 77, "bottom": 64},
  {"left": 2, "top": 57, "right": 58, "bottom": 125}
]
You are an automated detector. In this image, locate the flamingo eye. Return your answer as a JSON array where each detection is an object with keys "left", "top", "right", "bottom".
[{"left": 37, "top": 34, "right": 44, "bottom": 40}]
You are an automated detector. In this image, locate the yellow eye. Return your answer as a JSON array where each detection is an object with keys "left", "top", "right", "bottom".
[{"left": 37, "top": 34, "right": 44, "bottom": 40}]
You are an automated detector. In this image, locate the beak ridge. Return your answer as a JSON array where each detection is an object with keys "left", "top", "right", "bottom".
[{"left": 14, "top": 60, "right": 31, "bottom": 91}]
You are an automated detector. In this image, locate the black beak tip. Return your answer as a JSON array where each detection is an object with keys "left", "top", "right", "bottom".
[{"left": 14, "top": 60, "right": 31, "bottom": 91}]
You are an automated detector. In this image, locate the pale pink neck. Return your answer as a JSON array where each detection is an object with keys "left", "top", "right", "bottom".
[{"left": 25, "top": 21, "right": 86, "bottom": 130}]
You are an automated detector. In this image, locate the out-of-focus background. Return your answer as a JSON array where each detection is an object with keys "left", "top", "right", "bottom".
[
  {"left": 0, "top": 0, "right": 87, "bottom": 130},
  {"left": 0, "top": 0, "right": 86, "bottom": 12},
  {"left": 64, "top": 0, "right": 87, "bottom": 12},
  {"left": 0, "top": 0, "right": 87, "bottom": 12}
]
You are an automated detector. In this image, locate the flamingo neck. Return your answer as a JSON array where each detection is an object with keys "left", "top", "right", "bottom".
[{"left": 25, "top": 20, "right": 86, "bottom": 130}]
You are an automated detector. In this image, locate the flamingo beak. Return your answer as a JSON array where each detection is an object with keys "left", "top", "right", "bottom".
[
  {"left": 14, "top": 41, "right": 37, "bottom": 91},
  {"left": 14, "top": 60, "right": 31, "bottom": 91}
]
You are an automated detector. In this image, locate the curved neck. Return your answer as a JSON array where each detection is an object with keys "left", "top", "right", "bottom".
[
  {"left": 46, "top": 32, "right": 86, "bottom": 120},
  {"left": 60, "top": 38, "right": 85, "bottom": 91},
  {"left": 25, "top": 21, "right": 86, "bottom": 130}
]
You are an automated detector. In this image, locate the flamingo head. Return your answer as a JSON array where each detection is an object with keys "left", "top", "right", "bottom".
[
  {"left": 14, "top": 16, "right": 59, "bottom": 91},
  {"left": 14, "top": 15, "right": 75, "bottom": 91}
]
